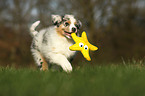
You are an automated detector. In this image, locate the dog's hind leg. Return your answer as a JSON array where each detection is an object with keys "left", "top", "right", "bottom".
[{"left": 31, "top": 48, "right": 48, "bottom": 71}]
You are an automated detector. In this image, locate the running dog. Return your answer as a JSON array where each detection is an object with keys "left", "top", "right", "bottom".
[{"left": 30, "top": 14, "right": 82, "bottom": 72}]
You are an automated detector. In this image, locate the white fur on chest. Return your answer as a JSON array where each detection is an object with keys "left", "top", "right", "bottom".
[
  {"left": 36, "top": 26, "right": 75, "bottom": 59},
  {"left": 49, "top": 32, "right": 75, "bottom": 58}
]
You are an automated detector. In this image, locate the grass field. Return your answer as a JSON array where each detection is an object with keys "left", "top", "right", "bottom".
[{"left": 0, "top": 63, "right": 145, "bottom": 96}]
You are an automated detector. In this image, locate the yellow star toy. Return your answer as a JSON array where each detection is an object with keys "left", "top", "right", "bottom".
[{"left": 69, "top": 31, "right": 98, "bottom": 61}]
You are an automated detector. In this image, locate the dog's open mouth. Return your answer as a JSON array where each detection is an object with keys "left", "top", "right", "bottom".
[
  {"left": 64, "top": 31, "right": 73, "bottom": 39},
  {"left": 64, "top": 30, "right": 77, "bottom": 39},
  {"left": 64, "top": 31, "right": 72, "bottom": 36}
]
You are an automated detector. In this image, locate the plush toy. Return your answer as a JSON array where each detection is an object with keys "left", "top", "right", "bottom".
[{"left": 69, "top": 31, "right": 98, "bottom": 61}]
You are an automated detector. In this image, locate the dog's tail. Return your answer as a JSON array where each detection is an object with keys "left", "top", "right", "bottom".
[{"left": 30, "top": 21, "right": 40, "bottom": 37}]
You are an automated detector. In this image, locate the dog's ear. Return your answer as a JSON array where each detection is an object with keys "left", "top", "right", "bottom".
[
  {"left": 51, "top": 15, "right": 62, "bottom": 26},
  {"left": 63, "top": 14, "right": 74, "bottom": 20},
  {"left": 76, "top": 20, "right": 82, "bottom": 29}
]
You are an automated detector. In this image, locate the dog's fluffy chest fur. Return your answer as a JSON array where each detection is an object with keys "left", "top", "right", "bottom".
[{"left": 34, "top": 26, "right": 75, "bottom": 59}]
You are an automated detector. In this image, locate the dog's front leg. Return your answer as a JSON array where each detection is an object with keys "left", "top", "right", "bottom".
[{"left": 49, "top": 53, "right": 72, "bottom": 72}]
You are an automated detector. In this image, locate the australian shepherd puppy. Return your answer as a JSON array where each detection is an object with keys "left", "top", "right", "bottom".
[{"left": 30, "top": 14, "right": 82, "bottom": 72}]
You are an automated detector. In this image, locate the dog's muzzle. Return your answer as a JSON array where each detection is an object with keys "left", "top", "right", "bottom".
[
  {"left": 64, "top": 31, "right": 77, "bottom": 39},
  {"left": 72, "top": 27, "right": 77, "bottom": 33}
]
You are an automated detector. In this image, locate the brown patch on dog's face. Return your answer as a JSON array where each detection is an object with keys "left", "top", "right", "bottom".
[
  {"left": 56, "top": 24, "right": 65, "bottom": 37},
  {"left": 56, "top": 20, "right": 73, "bottom": 39},
  {"left": 63, "top": 20, "right": 71, "bottom": 32}
]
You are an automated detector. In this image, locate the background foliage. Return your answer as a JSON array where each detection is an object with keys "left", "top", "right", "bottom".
[{"left": 0, "top": 0, "right": 145, "bottom": 67}]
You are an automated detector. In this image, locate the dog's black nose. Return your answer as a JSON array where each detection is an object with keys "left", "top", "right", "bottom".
[{"left": 72, "top": 27, "right": 76, "bottom": 32}]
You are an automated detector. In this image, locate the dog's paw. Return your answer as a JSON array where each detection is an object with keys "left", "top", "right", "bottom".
[{"left": 62, "top": 64, "right": 72, "bottom": 73}]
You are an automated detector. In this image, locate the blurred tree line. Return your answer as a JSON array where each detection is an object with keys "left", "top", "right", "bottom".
[{"left": 0, "top": 0, "right": 145, "bottom": 67}]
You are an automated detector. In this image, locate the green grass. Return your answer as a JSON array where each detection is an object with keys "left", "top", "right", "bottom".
[{"left": 0, "top": 64, "right": 145, "bottom": 96}]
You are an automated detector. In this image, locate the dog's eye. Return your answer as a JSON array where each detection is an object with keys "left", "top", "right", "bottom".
[
  {"left": 65, "top": 22, "right": 69, "bottom": 26},
  {"left": 79, "top": 43, "right": 84, "bottom": 47},
  {"left": 84, "top": 45, "right": 88, "bottom": 50}
]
